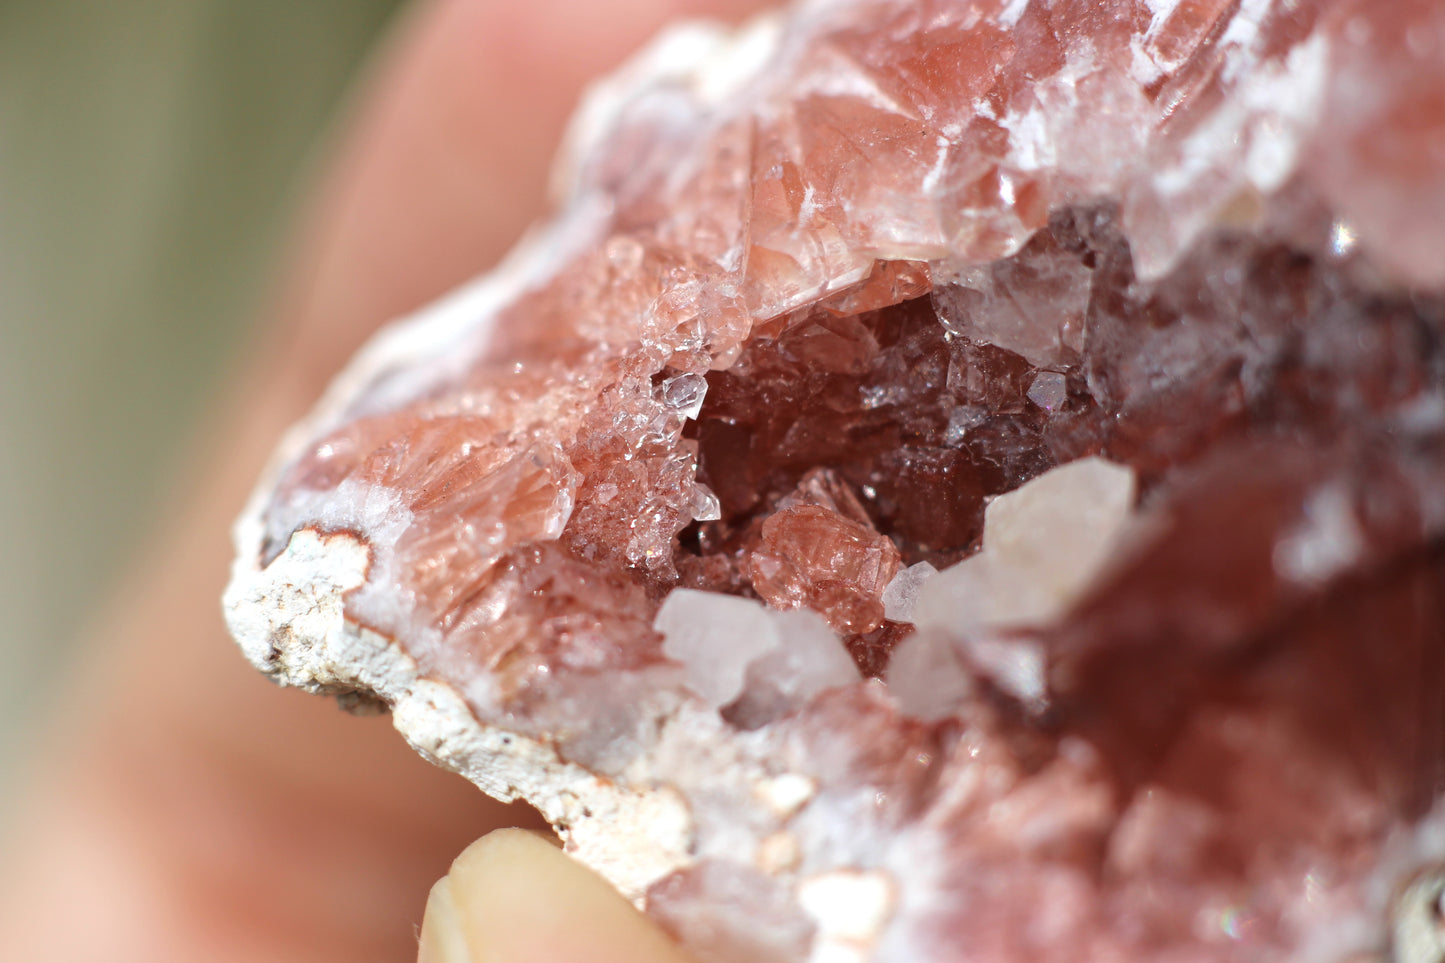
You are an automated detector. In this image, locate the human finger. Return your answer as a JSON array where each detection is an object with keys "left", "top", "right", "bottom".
[{"left": 417, "top": 830, "right": 696, "bottom": 963}]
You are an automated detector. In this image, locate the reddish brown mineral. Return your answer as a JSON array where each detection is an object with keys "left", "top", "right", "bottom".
[{"left": 226, "top": 0, "right": 1445, "bottom": 960}]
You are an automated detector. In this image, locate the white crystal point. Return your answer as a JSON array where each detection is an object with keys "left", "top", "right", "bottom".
[
  {"left": 753, "top": 609, "right": 859, "bottom": 699},
  {"left": 656, "top": 588, "right": 780, "bottom": 708},
  {"left": 656, "top": 590, "right": 860, "bottom": 726},
  {"left": 886, "top": 630, "right": 975, "bottom": 722},
  {"left": 916, "top": 456, "right": 1137, "bottom": 636},
  {"left": 728, "top": 608, "right": 860, "bottom": 728},
  {"left": 983, "top": 455, "right": 1136, "bottom": 579},
  {"left": 881, "top": 560, "right": 939, "bottom": 624},
  {"left": 1026, "top": 370, "right": 1068, "bottom": 411}
]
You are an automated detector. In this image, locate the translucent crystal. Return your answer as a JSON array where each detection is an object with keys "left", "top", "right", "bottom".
[
  {"left": 745, "top": 503, "right": 902, "bottom": 635},
  {"left": 726, "top": 609, "right": 860, "bottom": 730},
  {"left": 931, "top": 228, "right": 1093, "bottom": 368},
  {"left": 660, "top": 372, "right": 709, "bottom": 419},
  {"left": 915, "top": 458, "right": 1137, "bottom": 636},
  {"left": 880, "top": 561, "right": 938, "bottom": 624},
  {"left": 653, "top": 590, "right": 857, "bottom": 726},
  {"left": 688, "top": 482, "right": 723, "bottom": 523},
  {"left": 1025, "top": 371, "right": 1067, "bottom": 412},
  {"left": 655, "top": 589, "right": 777, "bottom": 708},
  {"left": 884, "top": 630, "right": 974, "bottom": 723},
  {"left": 943, "top": 406, "right": 986, "bottom": 446}
]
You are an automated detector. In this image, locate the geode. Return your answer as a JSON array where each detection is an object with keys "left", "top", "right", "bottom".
[{"left": 224, "top": 1, "right": 1445, "bottom": 960}]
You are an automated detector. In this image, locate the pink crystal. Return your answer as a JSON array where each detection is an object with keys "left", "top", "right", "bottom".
[{"left": 225, "top": 1, "right": 1445, "bottom": 960}]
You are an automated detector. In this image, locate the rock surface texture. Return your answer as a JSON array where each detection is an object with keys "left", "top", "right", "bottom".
[{"left": 225, "top": 1, "right": 1445, "bottom": 960}]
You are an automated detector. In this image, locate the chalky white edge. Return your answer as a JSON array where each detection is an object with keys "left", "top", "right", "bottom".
[
  {"left": 223, "top": 525, "right": 693, "bottom": 901},
  {"left": 223, "top": 511, "right": 899, "bottom": 948},
  {"left": 223, "top": 517, "right": 896, "bottom": 948}
]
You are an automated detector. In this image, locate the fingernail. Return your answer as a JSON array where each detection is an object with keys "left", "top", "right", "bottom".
[{"left": 418, "top": 875, "right": 473, "bottom": 963}]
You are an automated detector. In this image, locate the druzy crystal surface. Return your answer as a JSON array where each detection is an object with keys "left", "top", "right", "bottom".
[{"left": 225, "top": 1, "right": 1445, "bottom": 960}]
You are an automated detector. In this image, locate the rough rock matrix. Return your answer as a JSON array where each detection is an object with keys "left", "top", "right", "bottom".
[{"left": 225, "top": 0, "right": 1445, "bottom": 960}]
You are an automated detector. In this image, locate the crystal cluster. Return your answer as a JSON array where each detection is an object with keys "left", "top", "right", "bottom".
[{"left": 225, "top": 0, "right": 1445, "bottom": 960}]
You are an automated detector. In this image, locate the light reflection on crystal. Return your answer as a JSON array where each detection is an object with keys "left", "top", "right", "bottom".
[
  {"left": 1329, "top": 219, "right": 1358, "bottom": 258},
  {"left": 1026, "top": 371, "right": 1067, "bottom": 412},
  {"left": 661, "top": 372, "right": 709, "bottom": 418}
]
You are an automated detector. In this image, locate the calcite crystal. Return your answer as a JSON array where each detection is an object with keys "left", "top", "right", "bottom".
[{"left": 224, "top": 0, "right": 1445, "bottom": 960}]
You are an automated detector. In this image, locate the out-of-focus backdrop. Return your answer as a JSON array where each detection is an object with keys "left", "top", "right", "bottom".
[{"left": 0, "top": 0, "right": 407, "bottom": 803}]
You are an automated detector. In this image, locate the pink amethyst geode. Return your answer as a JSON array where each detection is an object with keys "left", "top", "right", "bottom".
[{"left": 224, "top": 0, "right": 1445, "bottom": 960}]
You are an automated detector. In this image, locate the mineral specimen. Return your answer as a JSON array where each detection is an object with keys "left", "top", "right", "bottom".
[{"left": 224, "top": 0, "right": 1445, "bottom": 960}]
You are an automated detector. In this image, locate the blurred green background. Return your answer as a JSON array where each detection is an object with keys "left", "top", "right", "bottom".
[{"left": 0, "top": 0, "right": 408, "bottom": 801}]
